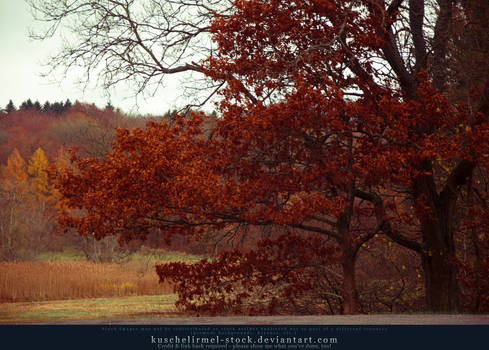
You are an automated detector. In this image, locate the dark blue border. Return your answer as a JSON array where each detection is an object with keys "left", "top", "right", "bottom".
[{"left": 1, "top": 325, "right": 488, "bottom": 350}]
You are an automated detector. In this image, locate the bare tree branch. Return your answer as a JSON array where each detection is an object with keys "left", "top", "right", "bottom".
[{"left": 27, "top": 0, "right": 232, "bottom": 108}]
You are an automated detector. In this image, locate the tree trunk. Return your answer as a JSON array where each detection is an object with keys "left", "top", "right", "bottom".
[
  {"left": 336, "top": 182, "right": 360, "bottom": 315},
  {"left": 421, "top": 223, "right": 459, "bottom": 312},
  {"left": 341, "top": 252, "right": 359, "bottom": 315},
  {"left": 415, "top": 169, "right": 460, "bottom": 312},
  {"left": 336, "top": 223, "right": 360, "bottom": 316}
]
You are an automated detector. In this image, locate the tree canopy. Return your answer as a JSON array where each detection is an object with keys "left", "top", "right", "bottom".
[{"left": 34, "top": 0, "right": 489, "bottom": 314}]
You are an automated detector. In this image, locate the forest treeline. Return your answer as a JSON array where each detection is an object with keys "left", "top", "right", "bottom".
[{"left": 4, "top": 99, "right": 73, "bottom": 116}]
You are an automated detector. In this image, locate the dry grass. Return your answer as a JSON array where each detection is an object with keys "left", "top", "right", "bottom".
[{"left": 0, "top": 260, "right": 173, "bottom": 302}]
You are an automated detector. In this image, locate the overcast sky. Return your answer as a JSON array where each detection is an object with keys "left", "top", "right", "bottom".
[{"left": 0, "top": 0, "right": 185, "bottom": 115}]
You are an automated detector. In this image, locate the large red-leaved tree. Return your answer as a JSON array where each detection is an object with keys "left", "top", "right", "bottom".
[{"left": 42, "top": 0, "right": 489, "bottom": 313}]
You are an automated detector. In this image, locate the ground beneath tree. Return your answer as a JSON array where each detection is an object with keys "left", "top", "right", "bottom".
[{"left": 36, "top": 314, "right": 489, "bottom": 325}]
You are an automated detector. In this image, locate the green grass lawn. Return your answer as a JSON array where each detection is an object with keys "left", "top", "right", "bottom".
[
  {"left": 35, "top": 247, "right": 206, "bottom": 263},
  {"left": 35, "top": 250, "right": 87, "bottom": 261},
  {"left": 128, "top": 247, "right": 206, "bottom": 263},
  {"left": 0, "top": 294, "right": 180, "bottom": 323}
]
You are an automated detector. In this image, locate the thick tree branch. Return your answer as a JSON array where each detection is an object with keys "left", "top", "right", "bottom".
[
  {"left": 379, "top": 10, "right": 418, "bottom": 98},
  {"left": 387, "top": 0, "right": 404, "bottom": 15},
  {"left": 311, "top": 215, "right": 337, "bottom": 227},
  {"left": 291, "top": 223, "right": 342, "bottom": 240},
  {"left": 409, "top": 0, "right": 427, "bottom": 72},
  {"left": 439, "top": 160, "right": 475, "bottom": 204},
  {"left": 355, "top": 189, "right": 423, "bottom": 253},
  {"left": 432, "top": 0, "right": 453, "bottom": 92}
]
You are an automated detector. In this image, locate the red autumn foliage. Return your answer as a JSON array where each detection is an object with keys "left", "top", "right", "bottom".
[
  {"left": 201, "top": 0, "right": 489, "bottom": 313},
  {"left": 157, "top": 233, "right": 341, "bottom": 316},
  {"left": 49, "top": 0, "right": 489, "bottom": 315}
]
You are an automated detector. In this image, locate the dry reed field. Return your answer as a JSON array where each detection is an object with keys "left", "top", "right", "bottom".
[{"left": 0, "top": 260, "right": 173, "bottom": 302}]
